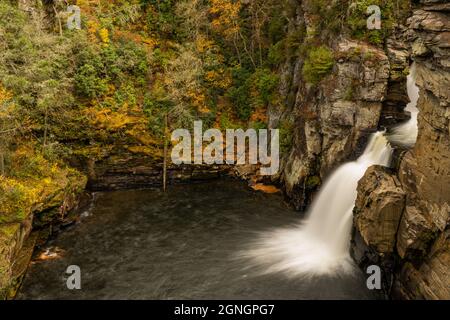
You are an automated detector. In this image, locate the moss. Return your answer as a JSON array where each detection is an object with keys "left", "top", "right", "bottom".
[
  {"left": 402, "top": 66, "right": 410, "bottom": 77},
  {"left": 363, "top": 50, "right": 375, "bottom": 62},
  {"left": 279, "top": 119, "right": 294, "bottom": 154},
  {"left": 0, "top": 146, "right": 87, "bottom": 224},
  {"left": 127, "top": 145, "right": 155, "bottom": 155},
  {"left": 73, "top": 145, "right": 114, "bottom": 161},
  {"left": 0, "top": 223, "right": 20, "bottom": 239},
  {"left": 302, "top": 46, "right": 334, "bottom": 84},
  {"left": 0, "top": 178, "right": 36, "bottom": 224},
  {"left": 346, "top": 0, "right": 411, "bottom": 46},
  {"left": 344, "top": 86, "right": 355, "bottom": 101},
  {"left": 306, "top": 175, "right": 321, "bottom": 189}
]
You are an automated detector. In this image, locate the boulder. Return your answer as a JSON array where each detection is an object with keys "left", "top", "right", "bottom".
[
  {"left": 354, "top": 166, "right": 406, "bottom": 254},
  {"left": 393, "top": 228, "right": 450, "bottom": 300}
]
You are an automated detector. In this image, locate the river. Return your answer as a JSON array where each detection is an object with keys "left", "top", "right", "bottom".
[{"left": 18, "top": 180, "right": 378, "bottom": 299}]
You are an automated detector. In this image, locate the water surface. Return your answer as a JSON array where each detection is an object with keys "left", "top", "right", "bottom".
[{"left": 18, "top": 180, "right": 378, "bottom": 300}]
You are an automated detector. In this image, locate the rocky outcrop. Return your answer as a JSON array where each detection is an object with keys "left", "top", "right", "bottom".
[
  {"left": 380, "top": 29, "right": 411, "bottom": 126},
  {"left": 0, "top": 173, "right": 87, "bottom": 299},
  {"left": 393, "top": 1, "right": 450, "bottom": 299},
  {"left": 354, "top": 166, "right": 406, "bottom": 254},
  {"left": 352, "top": 0, "right": 450, "bottom": 300},
  {"left": 395, "top": 228, "right": 450, "bottom": 299},
  {"left": 79, "top": 153, "right": 232, "bottom": 191}
]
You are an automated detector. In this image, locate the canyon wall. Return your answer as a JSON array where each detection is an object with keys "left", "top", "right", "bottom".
[
  {"left": 352, "top": 0, "right": 449, "bottom": 299},
  {"left": 271, "top": 1, "right": 448, "bottom": 299},
  {"left": 1, "top": 0, "right": 448, "bottom": 300},
  {"left": 268, "top": 1, "right": 410, "bottom": 210}
]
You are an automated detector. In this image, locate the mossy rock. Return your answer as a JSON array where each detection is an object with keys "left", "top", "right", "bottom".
[
  {"left": 306, "top": 175, "right": 321, "bottom": 189},
  {"left": 302, "top": 46, "right": 335, "bottom": 84}
]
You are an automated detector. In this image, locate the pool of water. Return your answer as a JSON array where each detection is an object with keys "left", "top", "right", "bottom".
[{"left": 18, "top": 180, "right": 379, "bottom": 300}]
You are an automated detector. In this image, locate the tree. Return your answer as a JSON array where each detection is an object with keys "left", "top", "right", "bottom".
[
  {"left": 163, "top": 44, "right": 203, "bottom": 127},
  {"left": 175, "top": 0, "right": 209, "bottom": 41},
  {"left": 0, "top": 86, "right": 18, "bottom": 176},
  {"left": 209, "top": 0, "right": 249, "bottom": 66}
]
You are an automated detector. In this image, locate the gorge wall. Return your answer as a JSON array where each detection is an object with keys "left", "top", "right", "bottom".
[
  {"left": 268, "top": 1, "right": 411, "bottom": 210},
  {"left": 1, "top": 0, "right": 448, "bottom": 300},
  {"left": 268, "top": 0, "right": 449, "bottom": 299},
  {"left": 351, "top": 0, "right": 449, "bottom": 299}
]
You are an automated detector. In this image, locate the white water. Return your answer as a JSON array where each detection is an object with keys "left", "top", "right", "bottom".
[
  {"left": 387, "top": 63, "right": 420, "bottom": 147},
  {"left": 240, "top": 66, "right": 419, "bottom": 278},
  {"left": 240, "top": 132, "right": 392, "bottom": 277}
]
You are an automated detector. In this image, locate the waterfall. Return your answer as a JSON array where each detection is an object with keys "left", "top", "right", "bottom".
[
  {"left": 387, "top": 63, "right": 420, "bottom": 147},
  {"left": 240, "top": 66, "right": 419, "bottom": 278}
]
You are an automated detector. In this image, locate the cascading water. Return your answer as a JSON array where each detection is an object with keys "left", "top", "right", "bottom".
[
  {"left": 239, "top": 132, "right": 393, "bottom": 277},
  {"left": 239, "top": 65, "right": 419, "bottom": 278},
  {"left": 387, "top": 63, "right": 420, "bottom": 147}
]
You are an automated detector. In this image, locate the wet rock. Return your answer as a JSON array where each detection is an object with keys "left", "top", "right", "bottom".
[
  {"left": 354, "top": 166, "right": 406, "bottom": 254},
  {"left": 273, "top": 32, "right": 392, "bottom": 208},
  {"left": 350, "top": 227, "right": 396, "bottom": 298},
  {"left": 380, "top": 30, "right": 411, "bottom": 127},
  {"left": 354, "top": 1, "right": 450, "bottom": 299},
  {"left": 393, "top": 228, "right": 450, "bottom": 300}
]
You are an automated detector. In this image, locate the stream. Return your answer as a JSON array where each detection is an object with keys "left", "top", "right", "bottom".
[{"left": 17, "top": 180, "right": 379, "bottom": 300}]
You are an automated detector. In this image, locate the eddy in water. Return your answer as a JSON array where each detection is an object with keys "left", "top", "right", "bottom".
[{"left": 239, "top": 65, "right": 419, "bottom": 278}]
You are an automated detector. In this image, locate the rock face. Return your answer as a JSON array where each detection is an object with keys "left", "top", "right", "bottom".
[
  {"left": 393, "top": 0, "right": 450, "bottom": 299},
  {"left": 395, "top": 229, "right": 450, "bottom": 299},
  {"left": 269, "top": 2, "right": 409, "bottom": 210},
  {"left": 78, "top": 154, "right": 232, "bottom": 191},
  {"left": 0, "top": 174, "right": 87, "bottom": 299},
  {"left": 352, "top": 0, "right": 450, "bottom": 300},
  {"left": 354, "top": 166, "right": 406, "bottom": 254}
]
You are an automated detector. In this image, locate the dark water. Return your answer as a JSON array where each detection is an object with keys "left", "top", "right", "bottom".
[{"left": 18, "top": 180, "right": 378, "bottom": 300}]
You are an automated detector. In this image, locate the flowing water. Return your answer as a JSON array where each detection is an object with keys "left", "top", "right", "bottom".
[
  {"left": 239, "top": 65, "right": 419, "bottom": 278},
  {"left": 17, "top": 66, "right": 419, "bottom": 300},
  {"left": 18, "top": 181, "right": 378, "bottom": 300},
  {"left": 238, "top": 133, "right": 392, "bottom": 277}
]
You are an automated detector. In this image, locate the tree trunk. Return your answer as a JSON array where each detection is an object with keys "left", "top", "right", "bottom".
[
  {"left": 53, "top": 5, "right": 63, "bottom": 37},
  {"left": 163, "top": 113, "right": 168, "bottom": 192},
  {"left": 0, "top": 152, "right": 4, "bottom": 176},
  {"left": 43, "top": 106, "right": 48, "bottom": 148},
  {"left": 232, "top": 36, "right": 242, "bottom": 65}
]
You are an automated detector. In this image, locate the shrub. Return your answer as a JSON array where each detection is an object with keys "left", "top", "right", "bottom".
[
  {"left": 268, "top": 41, "right": 285, "bottom": 66},
  {"left": 227, "top": 67, "right": 252, "bottom": 121},
  {"left": 143, "top": 95, "right": 173, "bottom": 137},
  {"left": 219, "top": 113, "right": 240, "bottom": 130},
  {"left": 279, "top": 119, "right": 294, "bottom": 153},
  {"left": 74, "top": 40, "right": 149, "bottom": 98},
  {"left": 75, "top": 64, "right": 109, "bottom": 99},
  {"left": 227, "top": 67, "right": 279, "bottom": 121},
  {"left": 253, "top": 68, "right": 279, "bottom": 106},
  {"left": 144, "top": 0, "right": 178, "bottom": 38},
  {"left": 302, "top": 46, "right": 334, "bottom": 84},
  {"left": 268, "top": 12, "right": 287, "bottom": 43},
  {"left": 346, "top": 0, "right": 411, "bottom": 46}
]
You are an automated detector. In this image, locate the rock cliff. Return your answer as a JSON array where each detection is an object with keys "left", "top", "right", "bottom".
[
  {"left": 351, "top": 0, "right": 449, "bottom": 300},
  {"left": 269, "top": 1, "right": 411, "bottom": 210}
]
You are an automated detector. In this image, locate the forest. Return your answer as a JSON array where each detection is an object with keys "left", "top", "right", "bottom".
[{"left": 0, "top": 0, "right": 448, "bottom": 301}]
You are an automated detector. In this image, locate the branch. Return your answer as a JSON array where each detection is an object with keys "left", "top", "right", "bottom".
[
  {"left": 53, "top": 5, "right": 63, "bottom": 37},
  {"left": 0, "top": 127, "right": 18, "bottom": 134}
]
